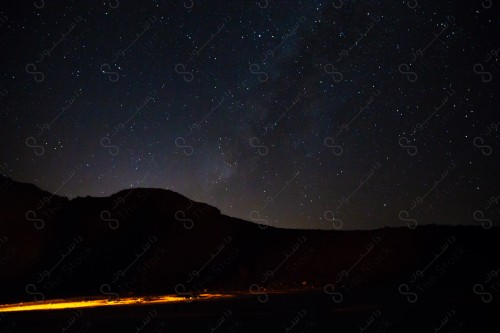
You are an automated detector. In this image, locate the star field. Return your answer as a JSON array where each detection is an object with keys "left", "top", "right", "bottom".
[{"left": 0, "top": 0, "right": 498, "bottom": 229}]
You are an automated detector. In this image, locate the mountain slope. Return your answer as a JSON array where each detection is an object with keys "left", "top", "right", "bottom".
[{"left": 0, "top": 175, "right": 499, "bottom": 310}]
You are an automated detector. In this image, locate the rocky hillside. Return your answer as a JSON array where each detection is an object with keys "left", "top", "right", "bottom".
[{"left": 0, "top": 175, "right": 498, "bottom": 309}]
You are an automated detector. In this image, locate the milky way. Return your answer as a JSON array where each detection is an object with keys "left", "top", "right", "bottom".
[{"left": 0, "top": 0, "right": 498, "bottom": 229}]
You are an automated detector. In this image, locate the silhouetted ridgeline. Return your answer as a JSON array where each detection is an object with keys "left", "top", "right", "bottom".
[{"left": 0, "top": 174, "right": 499, "bottom": 308}]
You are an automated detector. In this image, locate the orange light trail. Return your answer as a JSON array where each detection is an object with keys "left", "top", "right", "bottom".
[{"left": 0, "top": 294, "right": 234, "bottom": 312}]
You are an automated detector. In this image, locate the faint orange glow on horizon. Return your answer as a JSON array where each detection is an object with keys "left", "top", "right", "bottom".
[{"left": 0, "top": 294, "right": 234, "bottom": 312}]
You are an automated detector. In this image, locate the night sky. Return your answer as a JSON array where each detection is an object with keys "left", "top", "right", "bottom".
[{"left": 0, "top": 1, "right": 498, "bottom": 229}]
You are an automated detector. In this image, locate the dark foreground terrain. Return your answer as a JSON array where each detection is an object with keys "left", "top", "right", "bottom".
[
  {"left": 1, "top": 290, "right": 499, "bottom": 332},
  {"left": 0, "top": 175, "right": 499, "bottom": 330}
]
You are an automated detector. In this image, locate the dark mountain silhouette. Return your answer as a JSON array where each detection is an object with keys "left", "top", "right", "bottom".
[{"left": 0, "top": 174, "right": 499, "bottom": 316}]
